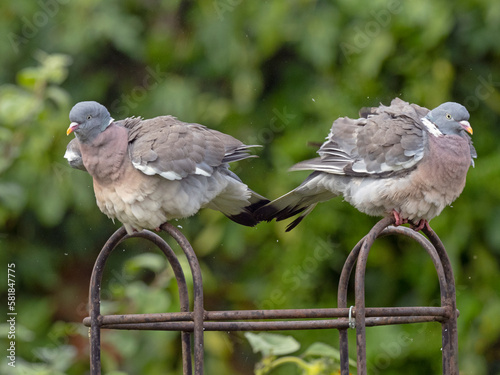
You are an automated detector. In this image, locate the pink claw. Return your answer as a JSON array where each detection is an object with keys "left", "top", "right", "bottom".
[
  {"left": 391, "top": 210, "right": 408, "bottom": 226},
  {"left": 411, "top": 219, "right": 431, "bottom": 232}
]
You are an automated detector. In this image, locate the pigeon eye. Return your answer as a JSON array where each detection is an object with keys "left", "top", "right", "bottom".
[
  {"left": 87, "top": 115, "right": 92, "bottom": 120},
  {"left": 445, "top": 113, "right": 452, "bottom": 120}
]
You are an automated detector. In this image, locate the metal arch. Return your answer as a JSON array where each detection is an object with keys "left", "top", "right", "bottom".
[
  {"left": 337, "top": 218, "right": 458, "bottom": 375},
  {"left": 160, "top": 223, "right": 205, "bottom": 375},
  {"left": 85, "top": 218, "right": 459, "bottom": 375},
  {"left": 88, "top": 227, "right": 194, "bottom": 375}
]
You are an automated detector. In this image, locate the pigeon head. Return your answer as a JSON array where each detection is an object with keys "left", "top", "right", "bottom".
[
  {"left": 67, "top": 101, "right": 114, "bottom": 143},
  {"left": 426, "top": 102, "right": 473, "bottom": 136}
]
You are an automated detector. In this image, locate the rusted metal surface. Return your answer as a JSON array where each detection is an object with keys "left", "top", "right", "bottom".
[
  {"left": 86, "top": 218, "right": 459, "bottom": 375},
  {"left": 82, "top": 305, "right": 449, "bottom": 326},
  {"left": 423, "top": 225, "right": 459, "bottom": 375},
  {"left": 88, "top": 227, "right": 194, "bottom": 375}
]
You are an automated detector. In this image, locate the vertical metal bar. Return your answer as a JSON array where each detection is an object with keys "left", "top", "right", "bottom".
[
  {"left": 131, "top": 230, "right": 193, "bottom": 375},
  {"left": 354, "top": 217, "right": 395, "bottom": 375},
  {"left": 162, "top": 223, "right": 205, "bottom": 375},
  {"left": 89, "top": 226, "right": 128, "bottom": 375},
  {"left": 338, "top": 236, "right": 365, "bottom": 375},
  {"left": 423, "top": 226, "right": 459, "bottom": 375}
]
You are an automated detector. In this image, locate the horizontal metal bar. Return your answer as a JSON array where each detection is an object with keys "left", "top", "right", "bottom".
[
  {"left": 82, "top": 306, "right": 450, "bottom": 327},
  {"left": 89, "top": 315, "right": 444, "bottom": 332},
  {"left": 206, "top": 306, "right": 450, "bottom": 320}
]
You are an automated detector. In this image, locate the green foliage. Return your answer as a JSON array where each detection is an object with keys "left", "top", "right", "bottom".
[
  {"left": 0, "top": 50, "right": 74, "bottom": 226},
  {"left": 1, "top": 345, "right": 77, "bottom": 375},
  {"left": 246, "top": 332, "right": 301, "bottom": 357},
  {"left": 1, "top": 0, "right": 500, "bottom": 374},
  {"left": 246, "top": 332, "right": 355, "bottom": 374}
]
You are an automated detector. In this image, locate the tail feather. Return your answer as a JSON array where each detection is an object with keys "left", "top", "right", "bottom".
[
  {"left": 225, "top": 190, "right": 269, "bottom": 227},
  {"left": 255, "top": 190, "right": 311, "bottom": 223},
  {"left": 284, "top": 204, "right": 317, "bottom": 232},
  {"left": 255, "top": 190, "right": 332, "bottom": 230},
  {"left": 255, "top": 172, "right": 338, "bottom": 230}
]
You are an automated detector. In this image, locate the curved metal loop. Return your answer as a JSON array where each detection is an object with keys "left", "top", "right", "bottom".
[
  {"left": 160, "top": 223, "right": 205, "bottom": 375},
  {"left": 338, "top": 218, "right": 458, "bottom": 375},
  {"left": 86, "top": 219, "right": 458, "bottom": 375},
  {"left": 88, "top": 226, "right": 195, "bottom": 375}
]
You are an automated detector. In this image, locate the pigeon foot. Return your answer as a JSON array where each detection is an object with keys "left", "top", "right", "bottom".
[
  {"left": 410, "top": 219, "right": 431, "bottom": 232},
  {"left": 391, "top": 210, "right": 408, "bottom": 226}
]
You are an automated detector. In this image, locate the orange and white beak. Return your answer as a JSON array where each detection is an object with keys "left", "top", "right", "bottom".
[
  {"left": 67, "top": 122, "right": 79, "bottom": 135},
  {"left": 460, "top": 120, "right": 473, "bottom": 135}
]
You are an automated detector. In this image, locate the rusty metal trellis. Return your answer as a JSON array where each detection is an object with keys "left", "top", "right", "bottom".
[{"left": 83, "top": 217, "right": 459, "bottom": 375}]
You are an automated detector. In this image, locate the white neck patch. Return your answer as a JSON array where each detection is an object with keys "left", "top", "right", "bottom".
[{"left": 421, "top": 117, "right": 443, "bottom": 137}]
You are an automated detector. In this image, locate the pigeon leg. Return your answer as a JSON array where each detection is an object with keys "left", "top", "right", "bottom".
[
  {"left": 391, "top": 210, "right": 408, "bottom": 226},
  {"left": 410, "top": 219, "right": 430, "bottom": 232}
]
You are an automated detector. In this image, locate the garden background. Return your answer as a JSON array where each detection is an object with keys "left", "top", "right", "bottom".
[{"left": 1, "top": 0, "right": 500, "bottom": 374}]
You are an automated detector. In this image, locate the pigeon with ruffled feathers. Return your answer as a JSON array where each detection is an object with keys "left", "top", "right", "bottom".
[
  {"left": 256, "top": 98, "right": 476, "bottom": 231},
  {"left": 65, "top": 101, "right": 269, "bottom": 234}
]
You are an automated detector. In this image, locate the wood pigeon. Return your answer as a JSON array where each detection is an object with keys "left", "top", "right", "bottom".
[
  {"left": 65, "top": 101, "right": 269, "bottom": 234},
  {"left": 256, "top": 98, "right": 476, "bottom": 231}
]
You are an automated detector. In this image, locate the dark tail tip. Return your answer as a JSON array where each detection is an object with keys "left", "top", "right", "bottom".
[
  {"left": 285, "top": 216, "right": 305, "bottom": 232},
  {"left": 255, "top": 202, "right": 309, "bottom": 231},
  {"left": 254, "top": 203, "right": 280, "bottom": 222},
  {"left": 227, "top": 198, "right": 270, "bottom": 227}
]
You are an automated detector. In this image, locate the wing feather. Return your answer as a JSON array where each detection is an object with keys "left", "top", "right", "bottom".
[
  {"left": 293, "top": 98, "right": 430, "bottom": 178},
  {"left": 122, "top": 116, "right": 257, "bottom": 180}
]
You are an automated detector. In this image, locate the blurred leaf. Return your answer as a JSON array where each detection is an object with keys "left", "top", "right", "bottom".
[
  {"left": 32, "top": 345, "right": 77, "bottom": 372},
  {"left": 0, "top": 323, "right": 35, "bottom": 341},
  {"left": 303, "top": 342, "right": 341, "bottom": 360},
  {"left": 0, "top": 182, "right": 26, "bottom": 212},
  {"left": 245, "top": 332, "right": 300, "bottom": 356},
  {"left": 125, "top": 281, "right": 171, "bottom": 313},
  {"left": 303, "top": 342, "right": 357, "bottom": 368},
  {"left": 17, "top": 67, "right": 39, "bottom": 90},
  {"left": 124, "top": 253, "right": 166, "bottom": 274}
]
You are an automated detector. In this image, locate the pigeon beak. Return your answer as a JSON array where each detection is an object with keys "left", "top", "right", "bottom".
[
  {"left": 67, "top": 122, "right": 80, "bottom": 135},
  {"left": 459, "top": 120, "right": 473, "bottom": 135}
]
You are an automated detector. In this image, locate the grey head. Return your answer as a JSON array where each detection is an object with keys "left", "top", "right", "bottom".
[
  {"left": 67, "top": 101, "right": 114, "bottom": 143},
  {"left": 425, "top": 102, "right": 473, "bottom": 136}
]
